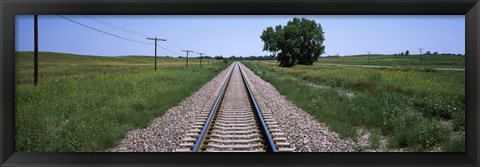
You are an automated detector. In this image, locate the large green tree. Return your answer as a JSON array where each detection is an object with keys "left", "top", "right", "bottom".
[{"left": 260, "top": 17, "right": 325, "bottom": 67}]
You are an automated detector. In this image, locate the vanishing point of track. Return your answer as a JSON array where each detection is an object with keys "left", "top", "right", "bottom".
[{"left": 176, "top": 62, "right": 294, "bottom": 152}]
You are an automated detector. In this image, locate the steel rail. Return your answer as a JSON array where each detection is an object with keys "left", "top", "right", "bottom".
[
  {"left": 191, "top": 61, "right": 277, "bottom": 152},
  {"left": 191, "top": 62, "right": 236, "bottom": 152},
  {"left": 238, "top": 62, "right": 278, "bottom": 152}
]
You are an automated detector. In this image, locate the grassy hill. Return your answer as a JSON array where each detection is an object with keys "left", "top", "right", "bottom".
[{"left": 16, "top": 51, "right": 219, "bottom": 84}]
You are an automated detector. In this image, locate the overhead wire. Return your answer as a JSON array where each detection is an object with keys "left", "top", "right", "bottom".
[
  {"left": 58, "top": 15, "right": 194, "bottom": 57},
  {"left": 81, "top": 15, "right": 188, "bottom": 55},
  {"left": 165, "top": 41, "right": 184, "bottom": 50},
  {"left": 158, "top": 46, "right": 183, "bottom": 56},
  {"left": 80, "top": 15, "right": 149, "bottom": 38},
  {"left": 57, "top": 15, "right": 153, "bottom": 46}
]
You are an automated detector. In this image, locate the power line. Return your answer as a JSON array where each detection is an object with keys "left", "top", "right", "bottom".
[
  {"left": 82, "top": 16, "right": 184, "bottom": 52},
  {"left": 159, "top": 45, "right": 182, "bottom": 55},
  {"left": 166, "top": 41, "right": 184, "bottom": 50},
  {"left": 57, "top": 15, "right": 153, "bottom": 46},
  {"left": 59, "top": 15, "right": 185, "bottom": 57},
  {"left": 80, "top": 15, "right": 184, "bottom": 55},
  {"left": 80, "top": 15, "right": 149, "bottom": 38}
]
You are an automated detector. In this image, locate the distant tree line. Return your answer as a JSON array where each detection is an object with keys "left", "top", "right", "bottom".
[
  {"left": 394, "top": 50, "right": 464, "bottom": 56},
  {"left": 175, "top": 55, "right": 276, "bottom": 60},
  {"left": 228, "top": 55, "right": 276, "bottom": 60}
]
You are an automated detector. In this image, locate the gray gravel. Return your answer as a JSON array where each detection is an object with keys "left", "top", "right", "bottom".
[
  {"left": 239, "top": 62, "right": 356, "bottom": 152},
  {"left": 110, "top": 64, "right": 235, "bottom": 152},
  {"left": 111, "top": 62, "right": 364, "bottom": 152}
]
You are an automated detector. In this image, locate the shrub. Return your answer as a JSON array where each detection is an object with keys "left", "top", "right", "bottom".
[
  {"left": 387, "top": 117, "right": 449, "bottom": 150},
  {"left": 412, "top": 119, "right": 448, "bottom": 148},
  {"left": 352, "top": 80, "right": 377, "bottom": 90},
  {"left": 382, "top": 106, "right": 408, "bottom": 135},
  {"left": 451, "top": 109, "right": 465, "bottom": 131},
  {"left": 413, "top": 95, "right": 460, "bottom": 119},
  {"left": 327, "top": 77, "right": 344, "bottom": 87},
  {"left": 445, "top": 134, "right": 465, "bottom": 152}
]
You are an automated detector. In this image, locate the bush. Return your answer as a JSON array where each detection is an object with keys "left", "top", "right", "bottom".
[
  {"left": 326, "top": 77, "right": 344, "bottom": 87},
  {"left": 451, "top": 110, "right": 465, "bottom": 131},
  {"left": 413, "top": 95, "right": 460, "bottom": 119},
  {"left": 445, "top": 134, "right": 465, "bottom": 152},
  {"left": 382, "top": 106, "right": 408, "bottom": 135},
  {"left": 352, "top": 80, "right": 377, "bottom": 90},
  {"left": 387, "top": 117, "right": 449, "bottom": 150},
  {"left": 412, "top": 119, "right": 448, "bottom": 148}
]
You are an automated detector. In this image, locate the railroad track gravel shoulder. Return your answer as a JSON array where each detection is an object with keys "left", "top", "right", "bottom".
[
  {"left": 110, "top": 64, "right": 235, "bottom": 152},
  {"left": 175, "top": 62, "right": 294, "bottom": 152},
  {"left": 239, "top": 63, "right": 356, "bottom": 152}
]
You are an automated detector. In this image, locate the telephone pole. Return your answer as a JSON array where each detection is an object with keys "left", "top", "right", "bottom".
[
  {"left": 418, "top": 48, "right": 424, "bottom": 56},
  {"left": 418, "top": 48, "right": 425, "bottom": 65},
  {"left": 146, "top": 37, "right": 166, "bottom": 71},
  {"left": 197, "top": 53, "right": 205, "bottom": 65},
  {"left": 34, "top": 15, "right": 38, "bottom": 86},
  {"left": 182, "top": 50, "right": 193, "bottom": 67}
]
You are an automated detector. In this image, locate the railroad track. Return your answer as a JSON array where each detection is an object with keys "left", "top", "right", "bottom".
[{"left": 176, "top": 61, "right": 294, "bottom": 152}]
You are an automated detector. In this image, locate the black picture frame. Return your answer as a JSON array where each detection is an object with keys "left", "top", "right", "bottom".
[{"left": 1, "top": 0, "right": 479, "bottom": 167}]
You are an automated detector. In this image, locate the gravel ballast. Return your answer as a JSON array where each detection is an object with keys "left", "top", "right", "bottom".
[
  {"left": 239, "top": 62, "right": 356, "bottom": 152},
  {"left": 111, "top": 63, "right": 235, "bottom": 152},
  {"left": 112, "top": 62, "right": 360, "bottom": 152}
]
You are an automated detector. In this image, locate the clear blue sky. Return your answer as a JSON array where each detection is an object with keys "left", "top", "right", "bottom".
[{"left": 15, "top": 15, "right": 465, "bottom": 57}]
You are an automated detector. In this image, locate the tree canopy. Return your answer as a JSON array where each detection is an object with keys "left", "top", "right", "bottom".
[{"left": 260, "top": 17, "right": 325, "bottom": 67}]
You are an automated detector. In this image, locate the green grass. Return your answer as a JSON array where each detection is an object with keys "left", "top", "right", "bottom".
[
  {"left": 243, "top": 60, "right": 464, "bottom": 151},
  {"left": 369, "top": 130, "right": 381, "bottom": 149},
  {"left": 315, "top": 54, "right": 465, "bottom": 68},
  {"left": 16, "top": 51, "right": 222, "bottom": 85},
  {"left": 15, "top": 52, "right": 229, "bottom": 152}
]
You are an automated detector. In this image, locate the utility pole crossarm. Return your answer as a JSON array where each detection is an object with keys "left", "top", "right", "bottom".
[
  {"left": 146, "top": 37, "right": 167, "bottom": 71},
  {"left": 182, "top": 50, "right": 194, "bottom": 67},
  {"left": 197, "top": 53, "right": 205, "bottom": 65},
  {"left": 147, "top": 38, "right": 166, "bottom": 41}
]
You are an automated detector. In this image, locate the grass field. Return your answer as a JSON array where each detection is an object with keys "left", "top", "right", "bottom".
[
  {"left": 316, "top": 54, "right": 465, "bottom": 68},
  {"left": 243, "top": 60, "right": 465, "bottom": 152},
  {"left": 16, "top": 52, "right": 221, "bottom": 85},
  {"left": 15, "top": 51, "right": 229, "bottom": 152}
]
